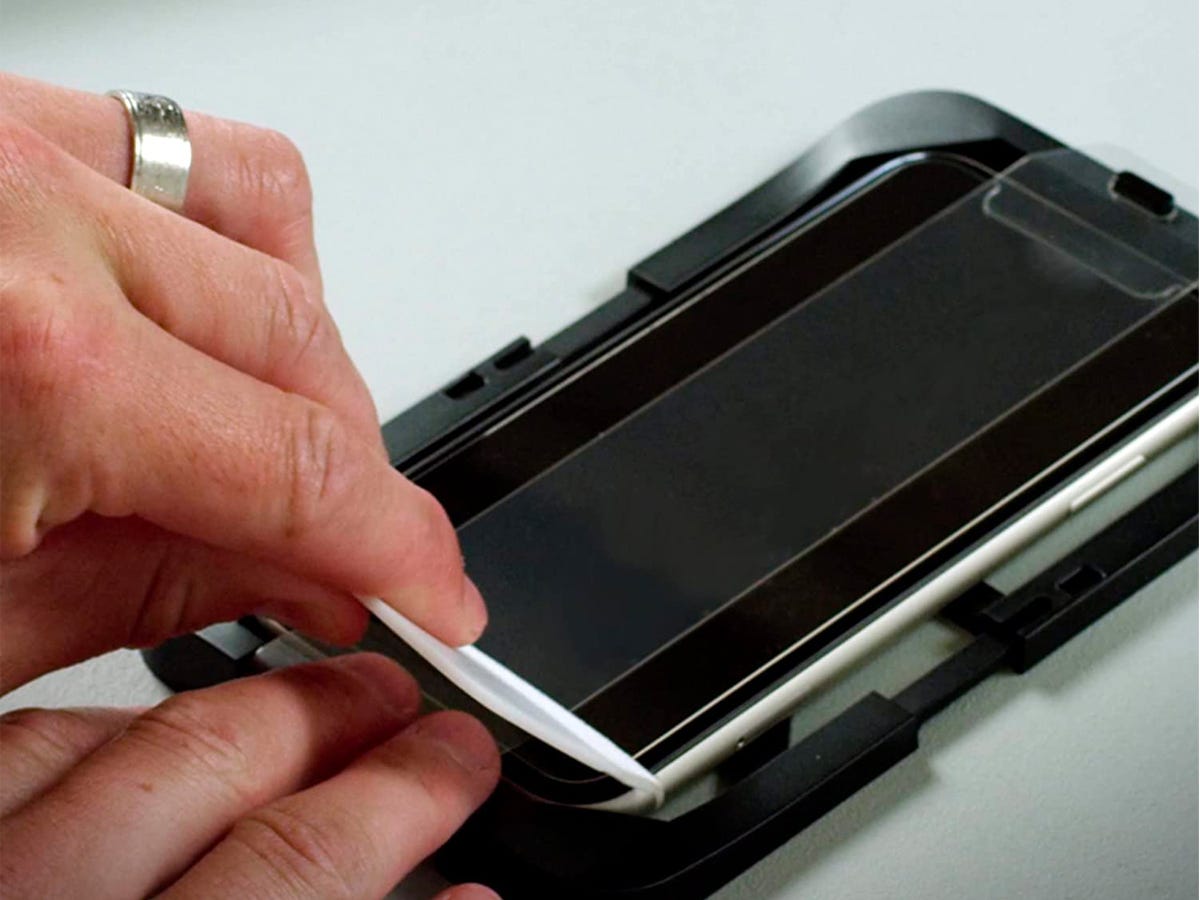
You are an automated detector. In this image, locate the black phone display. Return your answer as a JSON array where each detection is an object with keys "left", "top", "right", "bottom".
[{"left": 364, "top": 151, "right": 1196, "bottom": 794}]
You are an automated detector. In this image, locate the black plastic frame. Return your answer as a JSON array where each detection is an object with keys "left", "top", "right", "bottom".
[{"left": 140, "top": 92, "right": 1199, "bottom": 898}]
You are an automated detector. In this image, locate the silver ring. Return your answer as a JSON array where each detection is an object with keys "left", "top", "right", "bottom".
[{"left": 107, "top": 90, "right": 191, "bottom": 213}]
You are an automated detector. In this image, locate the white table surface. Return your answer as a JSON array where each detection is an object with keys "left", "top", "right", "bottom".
[{"left": 2, "top": 2, "right": 1197, "bottom": 897}]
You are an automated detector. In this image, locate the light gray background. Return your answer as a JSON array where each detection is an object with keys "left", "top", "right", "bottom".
[{"left": 1, "top": 2, "right": 1197, "bottom": 898}]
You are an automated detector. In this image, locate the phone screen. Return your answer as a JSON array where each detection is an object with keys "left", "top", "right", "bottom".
[{"left": 363, "top": 156, "right": 1195, "bottom": 795}]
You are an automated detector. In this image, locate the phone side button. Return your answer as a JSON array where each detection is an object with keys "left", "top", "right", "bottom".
[{"left": 1068, "top": 454, "right": 1147, "bottom": 514}]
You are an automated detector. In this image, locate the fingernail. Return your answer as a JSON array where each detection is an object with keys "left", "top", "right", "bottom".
[
  {"left": 415, "top": 711, "right": 498, "bottom": 775},
  {"left": 459, "top": 576, "right": 488, "bottom": 644}
]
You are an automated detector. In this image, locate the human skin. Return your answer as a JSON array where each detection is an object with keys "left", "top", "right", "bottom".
[{"left": 0, "top": 72, "right": 500, "bottom": 898}]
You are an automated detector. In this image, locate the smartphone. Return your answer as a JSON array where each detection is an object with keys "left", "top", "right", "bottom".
[{"left": 359, "top": 151, "right": 1198, "bottom": 811}]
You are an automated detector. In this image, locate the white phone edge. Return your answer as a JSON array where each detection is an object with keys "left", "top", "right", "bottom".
[{"left": 591, "top": 392, "right": 1199, "bottom": 813}]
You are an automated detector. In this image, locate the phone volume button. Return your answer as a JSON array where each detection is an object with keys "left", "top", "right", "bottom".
[{"left": 1068, "top": 454, "right": 1147, "bottom": 514}]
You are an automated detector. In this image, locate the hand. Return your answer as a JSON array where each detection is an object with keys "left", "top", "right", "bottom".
[
  {"left": 0, "top": 73, "right": 501, "bottom": 897},
  {"left": 0, "top": 653, "right": 501, "bottom": 898},
  {"left": 0, "top": 73, "right": 487, "bottom": 691}
]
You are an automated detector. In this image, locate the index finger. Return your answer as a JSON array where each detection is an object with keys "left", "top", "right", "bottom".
[
  {"left": 159, "top": 712, "right": 500, "bottom": 900},
  {"left": 0, "top": 655, "right": 424, "bottom": 898},
  {"left": 59, "top": 298, "right": 485, "bottom": 646},
  {"left": 0, "top": 71, "right": 320, "bottom": 283}
]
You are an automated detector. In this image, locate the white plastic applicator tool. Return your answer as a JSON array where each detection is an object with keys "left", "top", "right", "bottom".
[{"left": 361, "top": 596, "right": 665, "bottom": 808}]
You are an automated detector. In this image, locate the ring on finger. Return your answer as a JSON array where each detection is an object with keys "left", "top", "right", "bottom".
[{"left": 107, "top": 89, "right": 191, "bottom": 213}]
